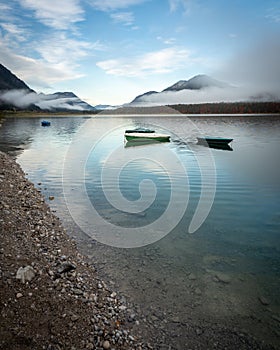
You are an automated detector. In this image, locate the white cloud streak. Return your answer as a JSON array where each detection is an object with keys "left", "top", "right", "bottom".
[
  {"left": 36, "top": 32, "right": 92, "bottom": 65},
  {"left": 110, "top": 11, "right": 135, "bottom": 25},
  {"left": 169, "top": 0, "right": 192, "bottom": 14},
  {"left": 18, "top": 0, "right": 84, "bottom": 30},
  {"left": 157, "top": 36, "right": 177, "bottom": 45},
  {"left": 0, "top": 2, "right": 17, "bottom": 23},
  {"left": 0, "top": 3, "right": 11, "bottom": 11},
  {"left": 88, "top": 0, "right": 147, "bottom": 11},
  {"left": 266, "top": 7, "right": 280, "bottom": 23},
  {"left": 0, "top": 23, "right": 28, "bottom": 42},
  {"left": 97, "top": 47, "right": 195, "bottom": 77}
]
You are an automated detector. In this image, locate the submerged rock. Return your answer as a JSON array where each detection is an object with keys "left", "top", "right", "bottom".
[
  {"left": 215, "top": 272, "right": 231, "bottom": 284},
  {"left": 188, "top": 273, "right": 197, "bottom": 281},
  {"left": 258, "top": 296, "right": 270, "bottom": 306}
]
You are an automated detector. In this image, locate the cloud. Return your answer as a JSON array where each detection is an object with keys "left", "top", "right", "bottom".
[
  {"left": 0, "top": 19, "right": 97, "bottom": 89},
  {"left": 0, "top": 23, "right": 28, "bottom": 42},
  {"left": 157, "top": 36, "right": 177, "bottom": 45},
  {"left": 0, "top": 2, "right": 18, "bottom": 23},
  {"left": 0, "top": 41, "right": 84, "bottom": 89},
  {"left": 88, "top": 0, "right": 147, "bottom": 11},
  {"left": 36, "top": 32, "right": 92, "bottom": 65},
  {"left": 110, "top": 11, "right": 135, "bottom": 25},
  {"left": 0, "top": 3, "right": 11, "bottom": 11},
  {"left": 18, "top": 0, "right": 84, "bottom": 30},
  {"left": 265, "top": 7, "right": 280, "bottom": 23},
  {"left": 169, "top": 0, "right": 192, "bottom": 14},
  {"left": 97, "top": 47, "right": 195, "bottom": 77},
  {"left": 216, "top": 36, "right": 280, "bottom": 92}
]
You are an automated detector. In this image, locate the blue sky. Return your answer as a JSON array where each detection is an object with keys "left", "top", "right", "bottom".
[{"left": 0, "top": 0, "right": 279, "bottom": 105}]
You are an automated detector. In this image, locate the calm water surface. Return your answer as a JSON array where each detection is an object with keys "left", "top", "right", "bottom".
[{"left": 0, "top": 114, "right": 279, "bottom": 347}]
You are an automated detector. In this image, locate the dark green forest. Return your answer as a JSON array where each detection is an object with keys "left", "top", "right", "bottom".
[{"left": 170, "top": 102, "right": 280, "bottom": 114}]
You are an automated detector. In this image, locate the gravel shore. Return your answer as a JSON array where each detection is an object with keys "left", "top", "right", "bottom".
[
  {"left": 0, "top": 150, "right": 278, "bottom": 350},
  {"left": 0, "top": 151, "right": 146, "bottom": 350}
]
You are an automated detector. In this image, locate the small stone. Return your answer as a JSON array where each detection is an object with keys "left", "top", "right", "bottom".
[
  {"left": 258, "top": 296, "right": 270, "bottom": 306},
  {"left": 16, "top": 266, "right": 36, "bottom": 283},
  {"left": 71, "top": 314, "right": 80, "bottom": 322},
  {"left": 49, "top": 196, "right": 55, "bottom": 200},
  {"left": 188, "top": 273, "right": 197, "bottom": 280},
  {"left": 16, "top": 293, "right": 23, "bottom": 298},
  {"left": 103, "top": 340, "right": 110, "bottom": 349},
  {"left": 171, "top": 316, "right": 180, "bottom": 323},
  {"left": 194, "top": 287, "right": 202, "bottom": 296},
  {"left": 56, "top": 262, "right": 76, "bottom": 275},
  {"left": 128, "top": 313, "right": 136, "bottom": 322},
  {"left": 72, "top": 288, "right": 83, "bottom": 296}
]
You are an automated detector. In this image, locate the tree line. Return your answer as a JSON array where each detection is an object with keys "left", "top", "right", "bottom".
[{"left": 169, "top": 102, "right": 280, "bottom": 114}]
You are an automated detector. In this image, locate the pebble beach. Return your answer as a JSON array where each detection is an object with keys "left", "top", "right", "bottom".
[{"left": 0, "top": 151, "right": 147, "bottom": 350}]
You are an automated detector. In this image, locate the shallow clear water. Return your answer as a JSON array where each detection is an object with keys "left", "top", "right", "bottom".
[{"left": 1, "top": 114, "right": 279, "bottom": 346}]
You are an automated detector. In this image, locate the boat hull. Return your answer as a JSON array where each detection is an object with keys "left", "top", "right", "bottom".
[
  {"left": 197, "top": 137, "right": 233, "bottom": 146},
  {"left": 125, "top": 134, "right": 170, "bottom": 142},
  {"left": 41, "top": 120, "right": 51, "bottom": 126}
]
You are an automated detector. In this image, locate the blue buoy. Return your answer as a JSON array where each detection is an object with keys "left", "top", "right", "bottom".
[{"left": 41, "top": 120, "right": 51, "bottom": 126}]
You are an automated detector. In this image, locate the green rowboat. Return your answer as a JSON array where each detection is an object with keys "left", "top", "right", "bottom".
[{"left": 125, "top": 132, "right": 170, "bottom": 142}]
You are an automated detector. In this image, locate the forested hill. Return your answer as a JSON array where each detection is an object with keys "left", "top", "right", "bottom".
[{"left": 170, "top": 102, "right": 280, "bottom": 114}]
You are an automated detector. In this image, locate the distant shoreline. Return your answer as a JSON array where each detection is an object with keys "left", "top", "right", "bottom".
[{"left": 1, "top": 101, "right": 280, "bottom": 117}]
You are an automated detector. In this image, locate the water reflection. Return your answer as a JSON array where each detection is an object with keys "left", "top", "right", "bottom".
[
  {"left": 124, "top": 139, "right": 168, "bottom": 148},
  {"left": 198, "top": 141, "right": 233, "bottom": 151}
]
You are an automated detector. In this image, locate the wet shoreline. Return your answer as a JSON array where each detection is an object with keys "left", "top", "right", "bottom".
[{"left": 0, "top": 151, "right": 147, "bottom": 349}]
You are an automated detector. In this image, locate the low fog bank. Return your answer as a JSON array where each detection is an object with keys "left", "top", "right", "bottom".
[
  {"left": 217, "top": 36, "right": 280, "bottom": 91},
  {"left": 129, "top": 85, "right": 280, "bottom": 107},
  {"left": 0, "top": 89, "right": 90, "bottom": 111}
]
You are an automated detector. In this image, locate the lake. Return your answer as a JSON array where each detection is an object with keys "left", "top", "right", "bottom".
[{"left": 0, "top": 113, "right": 279, "bottom": 348}]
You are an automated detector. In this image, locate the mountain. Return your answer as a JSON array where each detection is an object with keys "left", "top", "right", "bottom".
[
  {"left": 39, "top": 92, "right": 96, "bottom": 111},
  {"left": 94, "top": 104, "right": 118, "bottom": 110},
  {"left": 130, "top": 75, "right": 229, "bottom": 104},
  {"left": 0, "top": 63, "right": 95, "bottom": 112},
  {"left": 131, "top": 91, "right": 158, "bottom": 103},
  {"left": 163, "top": 74, "right": 229, "bottom": 92},
  {"left": 0, "top": 63, "right": 34, "bottom": 92},
  {"left": 129, "top": 74, "right": 280, "bottom": 106}
]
